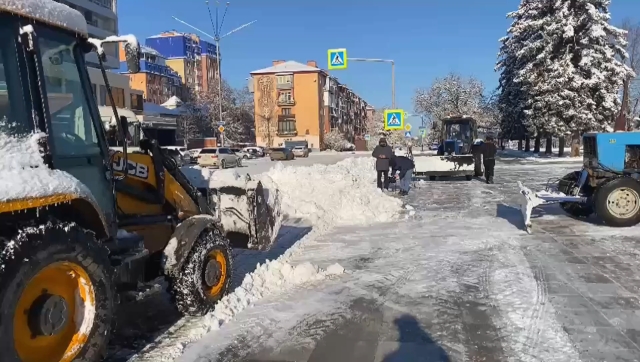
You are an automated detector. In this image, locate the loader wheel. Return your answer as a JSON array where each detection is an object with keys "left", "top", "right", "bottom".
[
  {"left": 167, "top": 229, "right": 232, "bottom": 316},
  {"left": 595, "top": 177, "right": 640, "bottom": 227},
  {"left": 0, "top": 222, "right": 114, "bottom": 362}
]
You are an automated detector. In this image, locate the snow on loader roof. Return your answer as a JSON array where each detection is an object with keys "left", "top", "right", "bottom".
[
  {"left": 0, "top": 130, "right": 97, "bottom": 207},
  {"left": 0, "top": 0, "right": 88, "bottom": 37}
]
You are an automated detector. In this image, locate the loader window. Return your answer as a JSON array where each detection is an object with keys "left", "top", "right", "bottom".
[
  {"left": 38, "top": 36, "right": 101, "bottom": 156},
  {"left": 0, "top": 24, "right": 29, "bottom": 136}
]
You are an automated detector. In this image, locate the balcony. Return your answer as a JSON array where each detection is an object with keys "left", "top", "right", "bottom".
[{"left": 277, "top": 98, "right": 296, "bottom": 106}]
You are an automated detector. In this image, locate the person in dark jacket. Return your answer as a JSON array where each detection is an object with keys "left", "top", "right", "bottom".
[
  {"left": 390, "top": 155, "right": 415, "bottom": 196},
  {"left": 481, "top": 135, "right": 498, "bottom": 184},
  {"left": 372, "top": 137, "right": 394, "bottom": 190}
]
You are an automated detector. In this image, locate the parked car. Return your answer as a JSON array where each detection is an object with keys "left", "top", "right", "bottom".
[
  {"left": 429, "top": 143, "right": 439, "bottom": 151},
  {"left": 243, "top": 147, "right": 261, "bottom": 158},
  {"left": 231, "top": 148, "right": 252, "bottom": 159},
  {"left": 197, "top": 147, "right": 241, "bottom": 168},
  {"left": 291, "top": 145, "right": 309, "bottom": 158},
  {"left": 270, "top": 147, "right": 295, "bottom": 161},
  {"left": 243, "top": 146, "right": 265, "bottom": 157},
  {"left": 188, "top": 148, "right": 203, "bottom": 163},
  {"left": 163, "top": 146, "right": 191, "bottom": 164},
  {"left": 162, "top": 147, "right": 186, "bottom": 166}
]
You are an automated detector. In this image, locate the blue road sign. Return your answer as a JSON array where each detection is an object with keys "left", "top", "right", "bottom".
[
  {"left": 218, "top": 121, "right": 226, "bottom": 126},
  {"left": 327, "top": 48, "right": 347, "bottom": 70},
  {"left": 384, "top": 109, "right": 404, "bottom": 130},
  {"left": 405, "top": 131, "right": 412, "bottom": 138},
  {"left": 364, "top": 134, "right": 371, "bottom": 141}
]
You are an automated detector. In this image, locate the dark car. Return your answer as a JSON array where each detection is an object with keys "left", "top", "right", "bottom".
[
  {"left": 269, "top": 147, "right": 295, "bottom": 161},
  {"left": 163, "top": 148, "right": 185, "bottom": 166}
]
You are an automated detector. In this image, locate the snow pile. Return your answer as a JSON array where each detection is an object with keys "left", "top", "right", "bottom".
[
  {"left": 0, "top": 0, "right": 88, "bottom": 35},
  {"left": 257, "top": 157, "right": 403, "bottom": 230},
  {"left": 133, "top": 157, "right": 402, "bottom": 361},
  {"left": 205, "top": 260, "right": 344, "bottom": 330},
  {"left": 0, "top": 131, "right": 94, "bottom": 202}
]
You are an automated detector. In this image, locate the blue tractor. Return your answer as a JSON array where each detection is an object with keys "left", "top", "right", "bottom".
[
  {"left": 519, "top": 132, "right": 640, "bottom": 232},
  {"left": 414, "top": 116, "right": 484, "bottom": 180}
]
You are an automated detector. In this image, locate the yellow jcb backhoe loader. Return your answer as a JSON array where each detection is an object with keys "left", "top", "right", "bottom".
[{"left": 0, "top": 1, "right": 281, "bottom": 361}]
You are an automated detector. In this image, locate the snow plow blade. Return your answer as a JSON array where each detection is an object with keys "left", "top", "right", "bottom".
[
  {"left": 517, "top": 181, "right": 587, "bottom": 233},
  {"left": 212, "top": 176, "right": 282, "bottom": 251}
]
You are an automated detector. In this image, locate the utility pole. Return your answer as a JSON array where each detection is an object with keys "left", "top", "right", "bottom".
[
  {"left": 348, "top": 58, "right": 395, "bottom": 108},
  {"left": 172, "top": 2, "right": 256, "bottom": 146}
]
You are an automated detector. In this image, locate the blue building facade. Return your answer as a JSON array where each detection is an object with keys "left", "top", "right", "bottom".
[{"left": 119, "top": 44, "right": 184, "bottom": 105}]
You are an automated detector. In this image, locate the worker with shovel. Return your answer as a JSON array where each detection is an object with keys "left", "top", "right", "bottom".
[{"left": 390, "top": 154, "right": 415, "bottom": 196}]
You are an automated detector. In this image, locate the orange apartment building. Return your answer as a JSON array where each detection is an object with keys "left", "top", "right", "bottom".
[{"left": 250, "top": 60, "right": 370, "bottom": 150}]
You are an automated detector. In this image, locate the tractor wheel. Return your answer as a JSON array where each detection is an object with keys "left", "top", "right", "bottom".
[
  {"left": 0, "top": 221, "right": 115, "bottom": 362},
  {"left": 594, "top": 177, "right": 640, "bottom": 227},
  {"left": 167, "top": 228, "right": 233, "bottom": 316},
  {"left": 559, "top": 171, "right": 594, "bottom": 218}
]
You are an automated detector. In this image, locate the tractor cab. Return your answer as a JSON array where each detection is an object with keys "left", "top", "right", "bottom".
[{"left": 438, "top": 116, "right": 478, "bottom": 155}]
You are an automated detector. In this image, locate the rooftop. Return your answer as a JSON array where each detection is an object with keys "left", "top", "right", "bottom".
[
  {"left": 250, "top": 61, "right": 322, "bottom": 75},
  {"left": 140, "top": 45, "right": 162, "bottom": 57}
]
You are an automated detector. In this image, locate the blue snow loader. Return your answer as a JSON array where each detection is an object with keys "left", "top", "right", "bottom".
[{"left": 519, "top": 132, "right": 640, "bottom": 232}]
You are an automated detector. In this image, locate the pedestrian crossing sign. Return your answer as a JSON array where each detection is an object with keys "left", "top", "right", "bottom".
[
  {"left": 405, "top": 131, "right": 412, "bottom": 138},
  {"left": 384, "top": 109, "right": 404, "bottom": 130},
  {"left": 327, "top": 48, "right": 347, "bottom": 70}
]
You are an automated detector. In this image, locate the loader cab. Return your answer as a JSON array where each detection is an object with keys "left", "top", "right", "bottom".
[
  {"left": 0, "top": 9, "right": 140, "bottom": 235},
  {"left": 438, "top": 116, "right": 477, "bottom": 155}
]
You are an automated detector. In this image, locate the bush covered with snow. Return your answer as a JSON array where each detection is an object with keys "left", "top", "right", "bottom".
[{"left": 323, "top": 129, "right": 350, "bottom": 151}]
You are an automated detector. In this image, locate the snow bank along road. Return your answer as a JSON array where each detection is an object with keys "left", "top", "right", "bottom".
[{"left": 110, "top": 155, "right": 640, "bottom": 362}]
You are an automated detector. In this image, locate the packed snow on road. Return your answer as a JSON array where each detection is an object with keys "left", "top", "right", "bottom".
[{"left": 110, "top": 153, "right": 640, "bottom": 362}]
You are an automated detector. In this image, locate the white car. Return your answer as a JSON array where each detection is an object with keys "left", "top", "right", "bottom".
[
  {"left": 188, "top": 148, "right": 202, "bottom": 163},
  {"left": 196, "top": 147, "right": 241, "bottom": 168},
  {"left": 230, "top": 148, "right": 252, "bottom": 159}
]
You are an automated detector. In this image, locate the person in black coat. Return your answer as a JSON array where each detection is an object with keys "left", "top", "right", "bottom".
[
  {"left": 481, "top": 135, "right": 498, "bottom": 184},
  {"left": 372, "top": 137, "right": 394, "bottom": 190},
  {"left": 390, "top": 155, "right": 415, "bottom": 196}
]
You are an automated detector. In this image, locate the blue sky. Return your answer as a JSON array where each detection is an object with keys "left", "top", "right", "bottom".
[{"left": 119, "top": 0, "right": 640, "bottom": 130}]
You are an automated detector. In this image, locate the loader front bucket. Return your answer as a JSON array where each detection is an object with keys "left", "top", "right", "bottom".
[{"left": 212, "top": 176, "right": 282, "bottom": 251}]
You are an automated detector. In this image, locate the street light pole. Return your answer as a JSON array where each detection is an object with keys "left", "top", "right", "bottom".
[
  {"left": 349, "top": 58, "right": 395, "bottom": 108},
  {"left": 172, "top": 2, "right": 256, "bottom": 146}
]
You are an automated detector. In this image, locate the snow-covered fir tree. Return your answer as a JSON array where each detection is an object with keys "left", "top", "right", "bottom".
[
  {"left": 513, "top": 0, "right": 633, "bottom": 134},
  {"left": 496, "top": 0, "right": 555, "bottom": 138}
]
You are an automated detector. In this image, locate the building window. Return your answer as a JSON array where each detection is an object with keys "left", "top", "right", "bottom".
[
  {"left": 106, "top": 87, "right": 125, "bottom": 108},
  {"left": 130, "top": 93, "right": 143, "bottom": 111},
  {"left": 278, "top": 120, "right": 296, "bottom": 134},
  {"left": 279, "top": 90, "right": 293, "bottom": 102},
  {"left": 276, "top": 75, "right": 292, "bottom": 84},
  {"left": 281, "top": 108, "right": 292, "bottom": 115}
]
